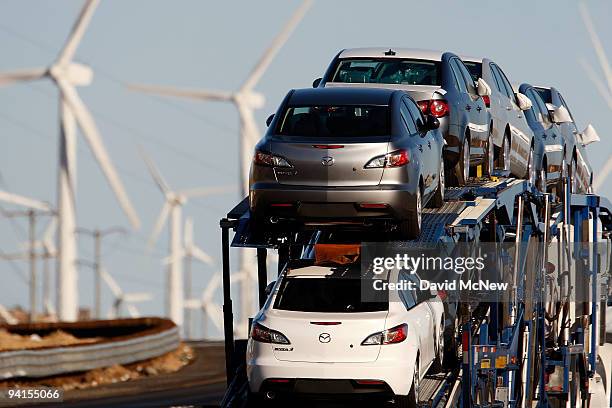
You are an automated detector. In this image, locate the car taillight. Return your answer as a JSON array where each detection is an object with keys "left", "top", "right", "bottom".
[
  {"left": 417, "top": 100, "right": 430, "bottom": 114},
  {"left": 418, "top": 99, "right": 449, "bottom": 118},
  {"left": 364, "top": 149, "right": 409, "bottom": 168},
  {"left": 250, "top": 322, "right": 291, "bottom": 344},
  {"left": 482, "top": 95, "right": 490, "bottom": 108},
  {"left": 361, "top": 323, "right": 408, "bottom": 346},
  {"left": 429, "top": 100, "right": 449, "bottom": 118},
  {"left": 253, "top": 150, "right": 292, "bottom": 168}
]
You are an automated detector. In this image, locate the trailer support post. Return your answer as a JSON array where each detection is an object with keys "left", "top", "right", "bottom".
[
  {"left": 221, "top": 219, "right": 235, "bottom": 386},
  {"left": 257, "top": 248, "right": 268, "bottom": 309}
]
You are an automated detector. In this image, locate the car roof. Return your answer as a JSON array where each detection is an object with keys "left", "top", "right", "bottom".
[
  {"left": 459, "top": 55, "right": 483, "bottom": 63},
  {"left": 338, "top": 47, "right": 444, "bottom": 61},
  {"left": 286, "top": 264, "right": 360, "bottom": 278},
  {"left": 288, "top": 87, "right": 396, "bottom": 106}
]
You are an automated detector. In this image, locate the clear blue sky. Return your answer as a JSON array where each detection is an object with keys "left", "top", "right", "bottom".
[{"left": 1, "top": 0, "right": 610, "bottom": 337}]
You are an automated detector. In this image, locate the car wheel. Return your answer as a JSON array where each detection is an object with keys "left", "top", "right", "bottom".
[
  {"left": 485, "top": 133, "right": 494, "bottom": 177},
  {"left": 431, "top": 160, "right": 445, "bottom": 208},
  {"left": 431, "top": 319, "right": 445, "bottom": 373},
  {"left": 499, "top": 133, "right": 510, "bottom": 172},
  {"left": 395, "top": 357, "right": 419, "bottom": 408},
  {"left": 570, "top": 157, "right": 578, "bottom": 194},
  {"left": 456, "top": 136, "right": 470, "bottom": 186},
  {"left": 556, "top": 156, "right": 567, "bottom": 199},
  {"left": 527, "top": 145, "right": 536, "bottom": 185},
  {"left": 399, "top": 187, "right": 422, "bottom": 239}
]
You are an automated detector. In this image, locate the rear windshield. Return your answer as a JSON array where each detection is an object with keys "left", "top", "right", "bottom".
[
  {"left": 463, "top": 61, "right": 482, "bottom": 82},
  {"left": 273, "top": 278, "right": 388, "bottom": 313},
  {"left": 330, "top": 58, "right": 440, "bottom": 86},
  {"left": 277, "top": 105, "right": 389, "bottom": 137}
]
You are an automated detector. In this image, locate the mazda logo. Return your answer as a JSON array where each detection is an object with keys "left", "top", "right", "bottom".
[
  {"left": 321, "top": 156, "right": 334, "bottom": 166},
  {"left": 319, "top": 333, "right": 331, "bottom": 343}
]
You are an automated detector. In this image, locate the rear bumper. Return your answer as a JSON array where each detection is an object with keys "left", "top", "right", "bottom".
[
  {"left": 249, "top": 183, "right": 418, "bottom": 221},
  {"left": 248, "top": 357, "right": 415, "bottom": 396},
  {"left": 256, "top": 378, "right": 394, "bottom": 400}
]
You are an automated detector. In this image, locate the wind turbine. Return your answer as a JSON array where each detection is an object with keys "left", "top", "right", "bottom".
[
  {"left": 128, "top": 0, "right": 312, "bottom": 329},
  {"left": 100, "top": 267, "right": 151, "bottom": 318},
  {"left": 141, "top": 150, "right": 233, "bottom": 326},
  {"left": 183, "top": 216, "right": 214, "bottom": 338},
  {"left": 578, "top": 2, "right": 612, "bottom": 192},
  {"left": 0, "top": 0, "right": 140, "bottom": 321}
]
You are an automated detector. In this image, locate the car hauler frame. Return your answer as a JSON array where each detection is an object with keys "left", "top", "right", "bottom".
[{"left": 218, "top": 175, "right": 611, "bottom": 407}]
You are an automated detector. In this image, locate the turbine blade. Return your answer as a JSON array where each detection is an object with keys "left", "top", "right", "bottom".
[
  {"left": 579, "top": 2, "right": 612, "bottom": 96},
  {"left": 579, "top": 58, "right": 612, "bottom": 110},
  {"left": 138, "top": 147, "right": 171, "bottom": 195},
  {"left": 203, "top": 273, "right": 221, "bottom": 303},
  {"left": 123, "top": 293, "right": 152, "bottom": 302},
  {"left": 57, "top": 0, "right": 100, "bottom": 64},
  {"left": 0, "top": 190, "right": 52, "bottom": 211},
  {"left": 240, "top": 0, "right": 313, "bottom": 91},
  {"left": 191, "top": 245, "right": 215, "bottom": 266},
  {"left": 180, "top": 185, "right": 236, "bottom": 198},
  {"left": 127, "top": 83, "right": 233, "bottom": 102},
  {"left": 149, "top": 202, "right": 171, "bottom": 247},
  {"left": 57, "top": 80, "right": 141, "bottom": 229},
  {"left": 101, "top": 267, "right": 122, "bottom": 297},
  {"left": 125, "top": 304, "right": 140, "bottom": 318},
  {"left": 0, "top": 68, "right": 46, "bottom": 87},
  {"left": 593, "top": 157, "right": 612, "bottom": 192}
]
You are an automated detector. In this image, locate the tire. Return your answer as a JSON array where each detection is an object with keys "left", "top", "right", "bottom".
[
  {"left": 500, "top": 133, "right": 510, "bottom": 172},
  {"left": 431, "top": 159, "right": 445, "bottom": 208},
  {"left": 527, "top": 144, "right": 536, "bottom": 185},
  {"left": 396, "top": 357, "right": 419, "bottom": 408},
  {"left": 537, "top": 166, "right": 547, "bottom": 193},
  {"left": 430, "top": 318, "right": 445, "bottom": 373},
  {"left": 556, "top": 156, "right": 567, "bottom": 198},
  {"left": 485, "top": 133, "right": 494, "bottom": 177},
  {"left": 399, "top": 187, "right": 422, "bottom": 239},
  {"left": 456, "top": 136, "right": 470, "bottom": 186},
  {"left": 569, "top": 156, "right": 578, "bottom": 194}
]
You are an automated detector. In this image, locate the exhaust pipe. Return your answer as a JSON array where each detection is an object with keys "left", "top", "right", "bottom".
[
  {"left": 265, "top": 391, "right": 276, "bottom": 400},
  {"left": 269, "top": 216, "right": 279, "bottom": 224}
]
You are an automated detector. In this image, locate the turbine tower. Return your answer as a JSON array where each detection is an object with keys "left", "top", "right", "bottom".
[
  {"left": 141, "top": 150, "right": 232, "bottom": 326},
  {"left": 0, "top": 0, "right": 140, "bottom": 321},
  {"left": 578, "top": 2, "right": 612, "bottom": 191},
  {"left": 128, "top": 0, "right": 312, "bottom": 329}
]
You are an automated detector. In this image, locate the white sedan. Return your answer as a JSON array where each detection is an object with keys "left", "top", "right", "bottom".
[{"left": 246, "top": 262, "right": 445, "bottom": 407}]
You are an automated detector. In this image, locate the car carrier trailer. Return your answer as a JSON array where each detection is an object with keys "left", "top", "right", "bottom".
[{"left": 218, "top": 173, "right": 611, "bottom": 408}]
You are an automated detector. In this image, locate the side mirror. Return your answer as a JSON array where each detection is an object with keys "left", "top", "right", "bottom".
[
  {"left": 266, "top": 114, "right": 275, "bottom": 127},
  {"left": 312, "top": 78, "right": 322, "bottom": 88},
  {"left": 550, "top": 105, "right": 573, "bottom": 124},
  {"left": 477, "top": 78, "right": 492, "bottom": 97},
  {"left": 578, "top": 124, "right": 600, "bottom": 146},
  {"left": 425, "top": 115, "right": 440, "bottom": 130},
  {"left": 515, "top": 93, "right": 533, "bottom": 111},
  {"left": 264, "top": 281, "right": 276, "bottom": 297}
]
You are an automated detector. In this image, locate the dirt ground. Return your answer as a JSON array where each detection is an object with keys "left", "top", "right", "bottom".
[
  {"left": 0, "top": 329, "right": 101, "bottom": 351},
  {"left": 0, "top": 343, "right": 194, "bottom": 391}
]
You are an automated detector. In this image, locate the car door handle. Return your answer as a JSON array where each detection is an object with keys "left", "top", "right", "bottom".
[
  {"left": 505, "top": 106, "right": 512, "bottom": 111},
  {"left": 465, "top": 105, "right": 472, "bottom": 111},
  {"left": 517, "top": 114, "right": 522, "bottom": 118}
]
